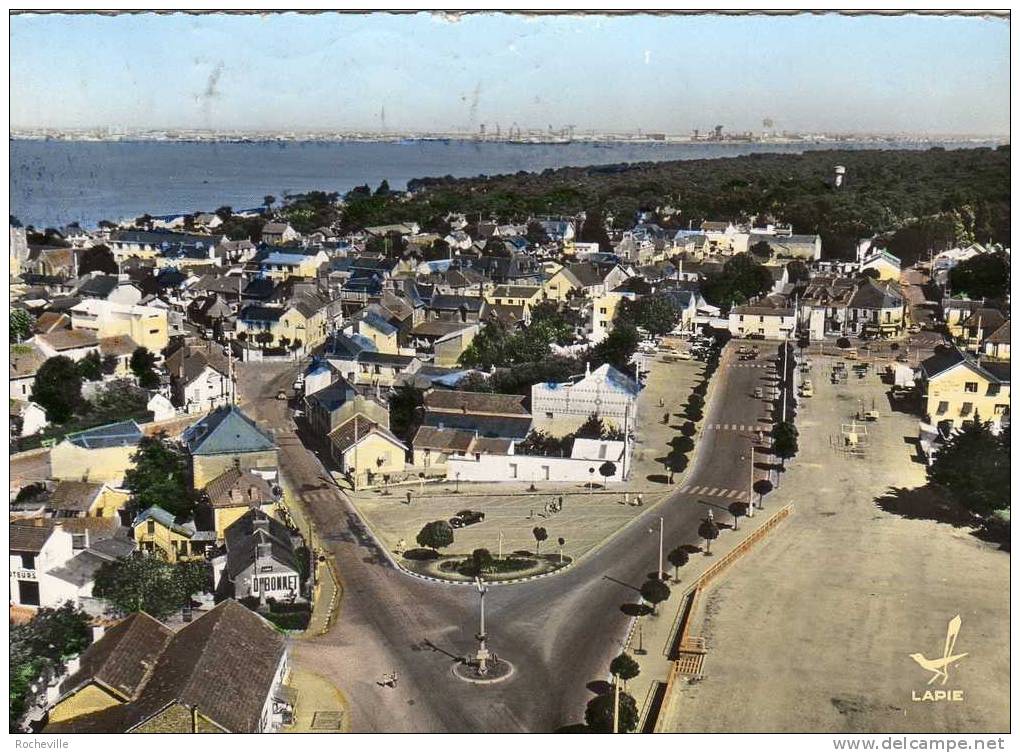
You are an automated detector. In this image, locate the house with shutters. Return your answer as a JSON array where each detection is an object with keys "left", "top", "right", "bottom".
[{"left": 919, "top": 347, "right": 1010, "bottom": 434}]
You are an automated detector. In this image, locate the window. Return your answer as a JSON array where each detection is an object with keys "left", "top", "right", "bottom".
[
  {"left": 545, "top": 412, "right": 553, "bottom": 419},
  {"left": 149, "top": 329, "right": 159, "bottom": 335},
  {"left": 20, "top": 554, "right": 35, "bottom": 570},
  {"left": 261, "top": 564, "right": 272, "bottom": 572},
  {"left": 18, "top": 580, "right": 40, "bottom": 606},
  {"left": 964, "top": 382, "right": 978, "bottom": 393},
  {"left": 987, "top": 384, "right": 1000, "bottom": 396},
  {"left": 759, "top": 316, "right": 764, "bottom": 323},
  {"left": 147, "top": 521, "right": 155, "bottom": 535},
  {"left": 936, "top": 401, "right": 949, "bottom": 415},
  {"left": 994, "top": 404, "right": 1008, "bottom": 416},
  {"left": 960, "top": 402, "right": 973, "bottom": 416}
]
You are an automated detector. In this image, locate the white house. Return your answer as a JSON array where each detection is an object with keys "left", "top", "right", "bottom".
[
  {"left": 445, "top": 437, "right": 628, "bottom": 484},
  {"left": 9, "top": 521, "right": 112, "bottom": 610}
]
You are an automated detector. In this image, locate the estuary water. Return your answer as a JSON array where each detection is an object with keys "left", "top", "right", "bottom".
[{"left": 9, "top": 137, "right": 998, "bottom": 228}]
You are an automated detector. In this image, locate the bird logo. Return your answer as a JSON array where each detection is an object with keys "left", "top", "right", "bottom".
[{"left": 909, "top": 615, "right": 967, "bottom": 686}]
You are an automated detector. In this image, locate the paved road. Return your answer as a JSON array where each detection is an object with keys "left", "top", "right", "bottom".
[{"left": 239, "top": 343, "right": 777, "bottom": 732}]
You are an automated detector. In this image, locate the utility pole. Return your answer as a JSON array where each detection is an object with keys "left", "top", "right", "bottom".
[{"left": 497, "top": 530, "right": 504, "bottom": 560}]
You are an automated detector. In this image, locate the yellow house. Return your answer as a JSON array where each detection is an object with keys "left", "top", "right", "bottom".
[
  {"left": 859, "top": 249, "right": 902, "bottom": 281},
  {"left": 327, "top": 414, "right": 408, "bottom": 489},
  {"left": 542, "top": 266, "right": 583, "bottom": 302},
  {"left": 257, "top": 249, "right": 327, "bottom": 281},
  {"left": 590, "top": 290, "right": 637, "bottom": 342},
  {"left": 236, "top": 297, "right": 329, "bottom": 355},
  {"left": 69, "top": 299, "right": 169, "bottom": 353},
  {"left": 45, "top": 480, "right": 130, "bottom": 519},
  {"left": 201, "top": 465, "right": 279, "bottom": 541},
  {"left": 183, "top": 405, "right": 279, "bottom": 489},
  {"left": 347, "top": 308, "right": 400, "bottom": 354},
  {"left": 49, "top": 420, "right": 144, "bottom": 485},
  {"left": 485, "top": 285, "right": 544, "bottom": 313},
  {"left": 728, "top": 305, "right": 796, "bottom": 340},
  {"left": 132, "top": 505, "right": 213, "bottom": 562},
  {"left": 920, "top": 347, "right": 1011, "bottom": 432}
]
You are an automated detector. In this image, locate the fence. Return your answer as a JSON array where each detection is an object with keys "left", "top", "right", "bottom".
[{"left": 645, "top": 503, "right": 794, "bottom": 733}]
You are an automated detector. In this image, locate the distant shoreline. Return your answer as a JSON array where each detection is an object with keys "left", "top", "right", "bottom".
[{"left": 8, "top": 135, "right": 1008, "bottom": 147}]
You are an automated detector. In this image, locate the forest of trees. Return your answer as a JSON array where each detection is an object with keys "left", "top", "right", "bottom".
[{"left": 336, "top": 147, "right": 1009, "bottom": 262}]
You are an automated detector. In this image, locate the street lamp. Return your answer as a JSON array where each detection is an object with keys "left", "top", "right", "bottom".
[
  {"left": 474, "top": 576, "right": 490, "bottom": 675},
  {"left": 658, "top": 516, "right": 665, "bottom": 581},
  {"left": 748, "top": 442, "right": 756, "bottom": 517},
  {"left": 454, "top": 471, "right": 461, "bottom": 494}
]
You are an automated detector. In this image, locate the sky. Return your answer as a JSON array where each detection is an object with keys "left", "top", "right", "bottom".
[{"left": 9, "top": 12, "right": 1011, "bottom": 136}]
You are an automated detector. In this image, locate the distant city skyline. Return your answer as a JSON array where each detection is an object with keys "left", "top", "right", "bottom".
[{"left": 10, "top": 11, "right": 1010, "bottom": 136}]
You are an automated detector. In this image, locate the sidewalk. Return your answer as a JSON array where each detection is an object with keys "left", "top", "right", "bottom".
[
  {"left": 280, "top": 481, "right": 341, "bottom": 636},
  {"left": 282, "top": 667, "right": 349, "bottom": 733},
  {"left": 620, "top": 498, "right": 794, "bottom": 731}
]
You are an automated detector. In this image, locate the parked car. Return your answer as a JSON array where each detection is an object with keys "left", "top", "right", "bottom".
[
  {"left": 753, "top": 387, "right": 764, "bottom": 399},
  {"left": 450, "top": 510, "right": 485, "bottom": 528},
  {"left": 800, "top": 380, "right": 814, "bottom": 397}
]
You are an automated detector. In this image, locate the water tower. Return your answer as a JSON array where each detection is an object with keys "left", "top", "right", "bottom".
[{"left": 834, "top": 165, "right": 846, "bottom": 189}]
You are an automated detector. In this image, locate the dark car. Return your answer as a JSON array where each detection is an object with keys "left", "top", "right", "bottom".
[{"left": 450, "top": 510, "right": 485, "bottom": 528}]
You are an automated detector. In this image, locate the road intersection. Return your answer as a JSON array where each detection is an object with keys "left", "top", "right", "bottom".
[{"left": 239, "top": 341, "right": 783, "bottom": 732}]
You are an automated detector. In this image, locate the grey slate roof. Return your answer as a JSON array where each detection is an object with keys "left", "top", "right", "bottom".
[
  {"left": 183, "top": 405, "right": 276, "bottom": 457},
  {"left": 65, "top": 420, "right": 143, "bottom": 450}
]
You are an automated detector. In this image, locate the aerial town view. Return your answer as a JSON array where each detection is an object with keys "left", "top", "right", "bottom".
[{"left": 7, "top": 9, "right": 1010, "bottom": 743}]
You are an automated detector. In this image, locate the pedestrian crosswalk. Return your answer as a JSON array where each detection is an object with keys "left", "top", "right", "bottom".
[
  {"left": 678, "top": 484, "right": 747, "bottom": 500},
  {"left": 709, "top": 423, "right": 769, "bottom": 432}
]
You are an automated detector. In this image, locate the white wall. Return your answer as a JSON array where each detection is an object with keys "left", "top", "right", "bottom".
[{"left": 447, "top": 452, "right": 626, "bottom": 484}]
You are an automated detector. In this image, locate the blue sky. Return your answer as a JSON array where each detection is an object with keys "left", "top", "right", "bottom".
[{"left": 9, "top": 12, "right": 1010, "bottom": 135}]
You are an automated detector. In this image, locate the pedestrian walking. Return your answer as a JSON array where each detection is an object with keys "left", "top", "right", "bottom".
[{"left": 637, "top": 493, "right": 644, "bottom": 507}]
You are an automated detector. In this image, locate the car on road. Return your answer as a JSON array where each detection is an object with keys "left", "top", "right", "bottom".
[
  {"left": 450, "top": 510, "right": 485, "bottom": 528},
  {"left": 293, "top": 375, "right": 305, "bottom": 392},
  {"left": 800, "top": 380, "right": 814, "bottom": 397},
  {"left": 276, "top": 390, "right": 288, "bottom": 400},
  {"left": 753, "top": 387, "right": 764, "bottom": 399}
]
